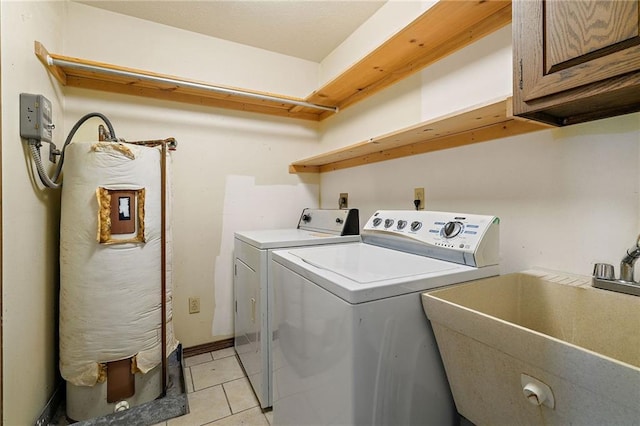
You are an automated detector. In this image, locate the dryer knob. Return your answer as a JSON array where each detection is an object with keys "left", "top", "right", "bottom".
[
  {"left": 372, "top": 218, "right": 382, "bottom": 227},
  {"left": 410, "top": 221, "right": 422, "bottom": 232},
  {"left": 384, "top": 219, "right": 394, "bottom": 228},
  {"left": 443, "top": 221, "right": 463, "bottom": 238},
  {"left": 302, "top": 214, "right": 311, "bottom": 223},
  {"left": 336, "top": 218, "right": 344, "bottom": 224}
]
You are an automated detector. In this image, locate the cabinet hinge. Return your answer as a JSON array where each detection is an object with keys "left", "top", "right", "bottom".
[
  {"left": 234, "top": 264, "right": 237, "bottom": 276},
  {"left": 518, "top": 58, "right": 523, "bottom": 90}
]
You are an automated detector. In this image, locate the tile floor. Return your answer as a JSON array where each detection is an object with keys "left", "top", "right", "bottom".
[{"left": 154, "top": 347, "right": 272, "bottom": 426}]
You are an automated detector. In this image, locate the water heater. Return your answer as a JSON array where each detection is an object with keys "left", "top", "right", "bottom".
[{"left": 59, "top": 141, "right": 177, "bottom": 421}]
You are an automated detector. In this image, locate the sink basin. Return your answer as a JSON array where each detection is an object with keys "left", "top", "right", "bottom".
[{"left": 421, "top": 270, "right": 640, "bottom": 426}]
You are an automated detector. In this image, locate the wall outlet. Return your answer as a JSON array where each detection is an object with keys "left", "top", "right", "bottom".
[
  {"left": 189, "top": 297, "right": 200, "bottom": 314},
  {"left": 339, "top": 193, "right": 348, "bottom": 209},
  {"left": 414, "top": 187, "right": 425, "bottom": 210}
]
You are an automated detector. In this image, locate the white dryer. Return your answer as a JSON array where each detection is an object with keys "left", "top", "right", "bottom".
[
  {"left": 271, "top": 210, "right": 500, "bottom": 425},
  {"left": 234, "top": 208, "right": 360, "bottom": 408}
]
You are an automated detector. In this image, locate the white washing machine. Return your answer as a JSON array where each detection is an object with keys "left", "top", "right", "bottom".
[
  {"left": 234, "top": 208, "right": 360, "bottom": 408},
  {"left": 271, "top": 210, "right": 500, "bottom": 425}
]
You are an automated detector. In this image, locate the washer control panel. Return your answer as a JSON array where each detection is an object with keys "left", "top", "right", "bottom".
[
  {"left": 297, "top": 208, "right": 360, "bottom": 236},
  {"left": 362, "top": 210, "right": 500, "bottom": 267}
]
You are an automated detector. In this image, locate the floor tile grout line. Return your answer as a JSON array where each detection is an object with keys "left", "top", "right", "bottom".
[
  {"left": 188, "top": 367, "right": 195, "bottom": 394},
  {"left": 220, "top": 381, "right": 233, "bottom": 414},
  {"left": 189, "top": 373, "right": 248, "bottom": 393},
  {"left": 210, "top": 350, "right": 235, "bottom": 361},
  {"left": 189, "top": 354, "right": 246, "bottom": 392},
  {"left": 183, "top": 352, "right": 234, "bottom": 371},
  {"left": 200, "top": 406, "right": 267, "bottom": 426},
  {"left": 184, "top": 352, "right": 214, "bottom": 368}
]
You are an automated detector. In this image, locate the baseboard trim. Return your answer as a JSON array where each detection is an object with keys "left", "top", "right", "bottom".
[{"left": 183, "top": 338, "right": 234, "bottom": 358}]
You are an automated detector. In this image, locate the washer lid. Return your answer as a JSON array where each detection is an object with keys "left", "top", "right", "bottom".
[
  {"left": 235, "top": 228, "right": 360, "bottom": 249},
  {"left": 274, "top": 243, "right": 499, "bottom": 304},
  {"left": 291, "top": 243, "right": 458, "bottom": 283}
]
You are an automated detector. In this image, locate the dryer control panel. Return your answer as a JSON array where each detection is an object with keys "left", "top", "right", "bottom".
[
  {"left": 297, "top": 208, "right": 359, "bottom": 236},
  {"left": 362, "top": 210, "right": 499, "bottom": 267}
]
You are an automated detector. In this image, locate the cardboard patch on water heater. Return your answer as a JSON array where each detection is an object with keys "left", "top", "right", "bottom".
[
  {"left": 97, "top": 187, "right": 146, "bottom": 244},
  {"left": 110, "top": 190, "right": 136, "bottom": 234}
]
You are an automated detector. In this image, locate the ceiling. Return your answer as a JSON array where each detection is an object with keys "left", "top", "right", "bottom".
[{"left": 74, "top": 0, "right": 387, "bottom": 62}]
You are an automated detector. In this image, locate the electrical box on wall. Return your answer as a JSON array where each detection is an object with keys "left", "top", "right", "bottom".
[
  {"left": 20, "top": 93, "right": 54, "bottom": 143},
  {"left": 339, "top": 193, "right": 348, "bottom": 209}
]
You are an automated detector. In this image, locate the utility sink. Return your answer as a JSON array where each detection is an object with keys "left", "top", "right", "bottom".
[{"left": 421, "top": 270, "right": 640, "bottom": 426}]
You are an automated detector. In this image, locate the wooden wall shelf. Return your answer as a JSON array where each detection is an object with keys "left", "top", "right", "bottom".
[
  {"left": 289, "top": 98, "right": 552, "bottom": 173},
  {"left": 34, "top": 42, "right": 329, "bottom": 121},
  {"left": 302, "top": 0, "right": 512, "bottom": 120},
  {"left": 35, "top": 1, "right": 512, "bottom": 121}
]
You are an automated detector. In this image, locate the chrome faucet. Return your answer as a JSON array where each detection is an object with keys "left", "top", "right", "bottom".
[
  {"left": 620, "top": 235, "right": 640, "bottom": 282},
  {"left": 592, "top": 235, "right": 640, "bottom": 296}
]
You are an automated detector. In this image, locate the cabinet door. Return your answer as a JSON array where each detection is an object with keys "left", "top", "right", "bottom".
[{"left": 513, "top": 0, "right": 640, "bottom": 124}]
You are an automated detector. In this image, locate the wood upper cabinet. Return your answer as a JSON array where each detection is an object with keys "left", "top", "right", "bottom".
[{"left": 513, "top": 0, "right": 640, "bottom": 125}]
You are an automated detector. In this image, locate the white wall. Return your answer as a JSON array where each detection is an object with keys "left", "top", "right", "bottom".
[
  {"left": 320, "top": 0, "right": 432, "bottom": 86},
  {"left": 1, "top": 1, "right": 66, "bottom": 424},
  {"left": 319, "top": 21, "right": 640, "bottom": 278},
  {"left": 420, "top": 26, "right": 512, "bottom": 120},
  {"left": 65, "top": 2, "right": 319, "bottom": 98},
  {"left": 63, "top": 2, "right": 321, "bottom": 347}
]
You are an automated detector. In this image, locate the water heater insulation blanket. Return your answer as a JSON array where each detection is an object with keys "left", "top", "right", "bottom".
[{"left": 60, "top": 141, "right": 178, "bottom": 386}]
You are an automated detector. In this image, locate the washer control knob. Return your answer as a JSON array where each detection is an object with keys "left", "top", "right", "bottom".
[
  {"left": 372, "top": 218, "right": 382, "bottom": 227},
  {"left": 336, "top": 218, "right": 344, "bottom": 224},
  {"left": 384, "top": 219, "right": 394, "bottom": 228},
  {"left": 397, "top": 220, "right": 407, "bottom": 230},
  {"left": 443, "top": 221, "right": 463, "bottom": 238},
  {"left": 302, "top": 214, "right": 311, "bottom": 223},
  {"left": 410, "top": 221, "right": 422, "bottom": 232}
]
